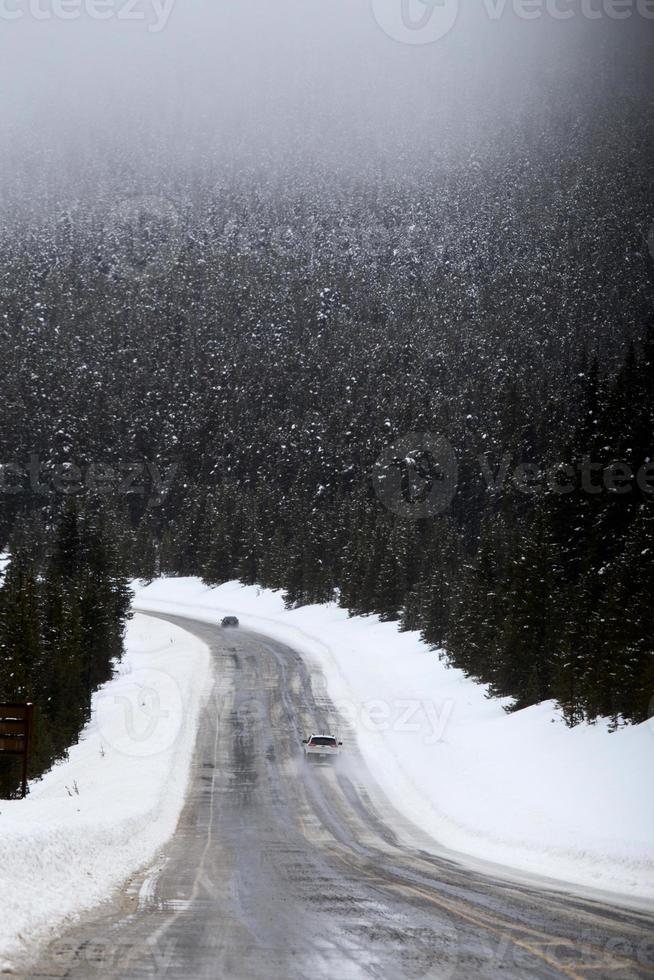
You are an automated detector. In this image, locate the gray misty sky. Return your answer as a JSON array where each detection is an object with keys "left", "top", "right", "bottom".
[{"left": 0, "top": 0, "right": 649, "bottom": 182}]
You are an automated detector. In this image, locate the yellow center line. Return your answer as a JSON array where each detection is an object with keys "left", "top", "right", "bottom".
[
  {"left": 385, "top": 878, "right": 585, "bottom": 980},
  {"left": 321, "top": 842, "right": 653, "bottom": 980}
]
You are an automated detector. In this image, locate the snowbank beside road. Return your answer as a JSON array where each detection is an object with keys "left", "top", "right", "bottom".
[
  {"left": 0, "top": 613, "right": 212, "bottom": 969},
  {"left": 134, "top": 577, "right": 654, "bottom": 903}
]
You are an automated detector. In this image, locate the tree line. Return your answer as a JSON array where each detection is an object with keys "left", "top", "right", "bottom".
[{"left": 0, "top": 501, "right": 131, "bottom": 796}]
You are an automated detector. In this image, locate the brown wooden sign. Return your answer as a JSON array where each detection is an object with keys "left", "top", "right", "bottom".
[{"left": 0, "top": 703, "right": 34, "bottom": 798}]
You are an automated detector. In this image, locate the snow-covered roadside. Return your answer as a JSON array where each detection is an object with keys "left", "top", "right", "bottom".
[
  {"left": 0, "top": 613, "right": 212, "bottom": 969},
  {"left": 134, "top": 577, "right": 654, "bottom": 903}
]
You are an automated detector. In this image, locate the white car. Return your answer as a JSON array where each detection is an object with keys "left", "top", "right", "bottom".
[{"left": 302, "top": 733, "right": 342, "bottom": 762}]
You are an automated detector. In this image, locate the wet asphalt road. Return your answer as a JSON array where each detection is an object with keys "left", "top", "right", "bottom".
[{"left": 26, "top": 613, "right": 654, "bottom": 980}]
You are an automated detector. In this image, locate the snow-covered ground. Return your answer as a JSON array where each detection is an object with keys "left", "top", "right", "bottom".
[
  {"left": 134, "top": 577, "right": 654, "bottom": 902},
  {"left": 0, "top": 613, "right": 212, "bottom": 969}
]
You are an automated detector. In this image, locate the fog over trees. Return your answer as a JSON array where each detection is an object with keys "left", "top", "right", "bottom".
[{"left": 0, "top": 0, "right": 653, "bottom": 791}]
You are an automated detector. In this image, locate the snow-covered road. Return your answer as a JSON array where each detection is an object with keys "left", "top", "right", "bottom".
[
  {"left": 21, "top": 612, "right": 654, "bottom": 980},
  {"left": 133, "top": 578, "right": 654, "bottom": 901}
]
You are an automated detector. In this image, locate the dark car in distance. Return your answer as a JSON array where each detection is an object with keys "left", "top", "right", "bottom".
[{"left": 221, "top": 616, "right": 239, "bottom": 627}]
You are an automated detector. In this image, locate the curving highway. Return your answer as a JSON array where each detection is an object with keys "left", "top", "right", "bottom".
[{"left": 27, "top": 613, "right": 654, "bottom": 980}]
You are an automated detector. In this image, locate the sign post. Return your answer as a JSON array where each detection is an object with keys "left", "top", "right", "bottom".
[{"left": 0, "top": 703, "right": 34, "bottom": 799}]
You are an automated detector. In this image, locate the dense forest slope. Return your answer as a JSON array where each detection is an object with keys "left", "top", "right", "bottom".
[{"left": 1, "top": 93, "right": 653, "bottom": 738}]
